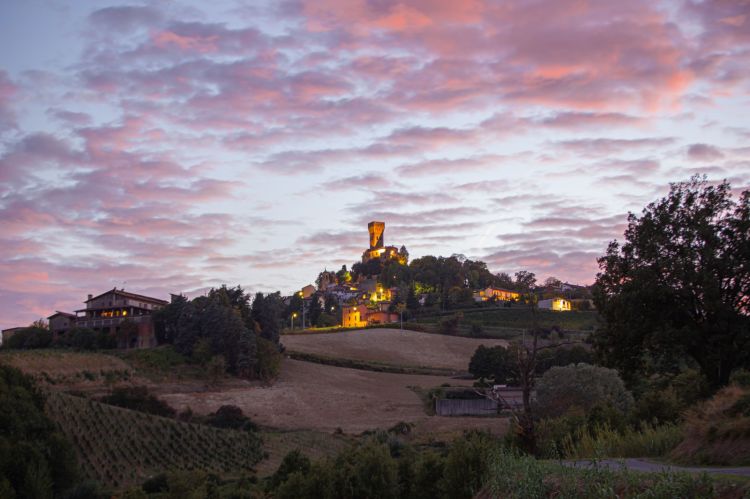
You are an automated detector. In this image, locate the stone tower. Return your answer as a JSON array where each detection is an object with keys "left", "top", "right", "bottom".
[{"left": 368, "top": 221, "right": 385, "bottom": 249}]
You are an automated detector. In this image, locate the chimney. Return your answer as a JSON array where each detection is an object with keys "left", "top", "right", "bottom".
[{"left": 87, "top": 294, "right": 93, "bottom": 301}]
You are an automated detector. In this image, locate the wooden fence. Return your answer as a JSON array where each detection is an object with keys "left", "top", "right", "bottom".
[{"left": 435, "top": 398, "right": 498, "bottom": 416}]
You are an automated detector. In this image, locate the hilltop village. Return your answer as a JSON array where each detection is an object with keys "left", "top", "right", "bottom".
[{"left": 1, "top": 221, "right": 592, "bottom": 347}]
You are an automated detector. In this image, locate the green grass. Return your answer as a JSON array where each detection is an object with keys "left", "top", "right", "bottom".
[
  {"left": 287, "top": 351, "right": 459, "bottom": 376},
  {"left": 257, "top": 430, "right": 352, "bottom": 476},
  {"left": 486, "top": 448, "right": 730, "bottom": 498},
  {"left": 46, "top": 392, "right": 264, "bottom": 489},
  {"left": 114, "top": 345, "right": 205, "bottom": 381},
  {"left": 555, "top": 423, "right": 684, "bottom": 460},
  {"left": 414, "top": 307, "right": 600, "bottom": 334}
]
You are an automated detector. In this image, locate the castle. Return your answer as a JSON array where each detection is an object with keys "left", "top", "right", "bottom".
[{"left": 361, "top": 221, "right": 408, "bottom": 265}]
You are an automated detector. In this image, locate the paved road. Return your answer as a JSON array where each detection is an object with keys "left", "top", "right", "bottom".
[{"left": 564, "top": 458, "right": 750, "bottom": 477}]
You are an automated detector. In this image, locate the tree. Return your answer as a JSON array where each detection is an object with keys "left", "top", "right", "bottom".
[
  {"left": 593, "top": 176, "right": 750, "bottom": 387},
  {"left": 469, "top": 345, "right": 516, "bottom": 384},
  {"left": 535, "top": 364, "right": 634, "bottom": 418},
  {"left": 252, "top": 292, "right": 284, "bottom": 344},
  {"left": 405, "top": 286, "right": 420, "bottom": 311},
  {"left": 308, "top": 295, "right": 322, "bottom": 327}
]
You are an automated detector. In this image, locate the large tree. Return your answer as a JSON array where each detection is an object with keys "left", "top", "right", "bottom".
[{"left": 593, "top": 176, "right": 750, "bottom": 387}]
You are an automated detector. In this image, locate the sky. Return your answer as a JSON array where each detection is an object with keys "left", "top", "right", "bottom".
[{"left": 0, "top": 0, "right": 749, "bottom": 329}]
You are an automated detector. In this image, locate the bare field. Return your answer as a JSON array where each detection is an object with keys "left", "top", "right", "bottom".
[
  {"left": 159, "top": 358, "right": 507, "bottom": 436},
  {"left": 283, "top": 328, "right": 507, "bottom": 371}
]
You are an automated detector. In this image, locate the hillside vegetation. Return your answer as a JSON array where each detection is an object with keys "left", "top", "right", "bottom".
[
  {"left": 46, "top": 392, "right": 264, "bottom": 489},
  {"left": 413, "top": 307, "right": 598, "bottom": 338},
  {"left": 672, "top": 383, "right": 750, "bottom": 466}
]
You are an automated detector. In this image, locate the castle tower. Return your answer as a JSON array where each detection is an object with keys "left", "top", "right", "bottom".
[{"left": 368, "top": 221, "right": 385, "bottom": 249}]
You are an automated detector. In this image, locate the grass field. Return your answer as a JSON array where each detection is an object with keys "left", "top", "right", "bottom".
[
  {"left": 283, "top": 328, "right": 506, "bottom": 371},
  {"left": 413, "top": 307, "right": 600, "bottom": 336},
  {"left": 0, "top": 350, "right": 133, "bottom": 385},
  {"left": 46, "top": 392, "right": 264, "bottom": 489}
]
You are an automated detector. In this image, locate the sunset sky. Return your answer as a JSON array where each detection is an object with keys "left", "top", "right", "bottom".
[{"left": 1, "top": 0, "right": 748, "bottom": 329}]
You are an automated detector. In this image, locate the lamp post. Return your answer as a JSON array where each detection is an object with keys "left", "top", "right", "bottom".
[{"left": 291, "top": 312, "right": 298, "bottom": 330}]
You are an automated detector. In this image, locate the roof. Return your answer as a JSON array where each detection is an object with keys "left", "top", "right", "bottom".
[
  {"left": 47, "top": 311, "right": 76, "bottom": 319},
  {"left": 2, "top": 327, "right": 26, "bottom": 334},
  {"left": 84, "top": 288, "right": 168, "bottom": 305}
]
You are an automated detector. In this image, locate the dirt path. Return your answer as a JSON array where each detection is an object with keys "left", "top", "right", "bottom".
[
  {"left": 283, "top": 328, "right": 507, "bottom": 371},
  {"left": 564, "top": 458, "right": 750, "bottom": 477}
]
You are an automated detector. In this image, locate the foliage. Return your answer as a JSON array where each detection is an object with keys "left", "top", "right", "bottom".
[
  {"left": 204, "top": 405, "right": 258, "bottom": 433},
  {"left": 46, "top": 392, "right": 263, "bottom": 489},
  {"left": 438, "top": 312, "right": 463, "bottom": 335},
  {"left": 535, "top": 364, "right": 634, "bottom": 418},
  {"left": 206, "top": 355, "right": 227, "bottom": 385},
  {"left": 468, "top": 345, "right": 516, "bottom": 384},
  {"left": 3, "top": 327, "right": 53, "bottom": 349},
  {"left": 251, "top": 291, "right": 284, "bottom": 344},
  {"left": 593, "top": 176, "right": 750, "bottom": 388},
  {"left": 535, "top": 345, "right": 593, "bottom": 375},
  {"left": 57, "top": 328, "right": 117, "bottom": 350},
  {"left": 99, "top": 386, "right": 176, "bottom": 418},
  {"left": 255, "top": 337, "right": 282, "bottom": 381},
  {"left": 440, "top": 431, "right": 495, "bottom": 499},
  {"left": 268, "top": 450, "right": 311, "bottom": 490},
  {"left": 0, "top": 365, "right": 80, "bottom": 498},
  {"left": 730, "top": 369, "right": 750, "bottom": 388},
  {"left": 672, "top": 384, "right": 750, "bottom": 465},
  {"left": 486, "top": 447, "right": 717, "bottom": 498}
]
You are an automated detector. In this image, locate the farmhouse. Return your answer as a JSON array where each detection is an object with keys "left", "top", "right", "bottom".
[
  {"left": 538, "top": 297, "right": 572, "bottom": 312},
  {"left": 474, "top": 286, "right": 521, "bottom": 302},
  {"left": 47, "top": 288, "right": 169, "bottom": 348}
]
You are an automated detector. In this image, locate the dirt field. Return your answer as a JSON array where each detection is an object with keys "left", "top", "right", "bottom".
[
  {"left": 160, "top": 358, "right": 508, "bottom": 436},
  {"left": 283, "top": 328, "right": 507, "bottom": 371}
]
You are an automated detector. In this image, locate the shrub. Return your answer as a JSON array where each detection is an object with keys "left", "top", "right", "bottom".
[
  {"left": 535, "top": 363, "right": 634, "bottom": 417},
  {"left": 99, "top": 386, "right": 176, "bottom": 418},
  {"left": 438, "top": 313, "right": 463, "bottom": 335},
  {"left": 730, "top": 369, "right": 750, "bottom": 388},
  {"left": 256, "top": 337, "right": 281, "bottom": 381},
  {"left": 441, "top": 431, "right": 495, "bottom": 499},
  {"left": 205, "top": 405, "right": 257, "bottom": 432},
  {"left": 268, "top": 450, "right": 311, "bottom": 490},
  {"left": 4, "top": 327, "right": 53, "bottom": 349}
]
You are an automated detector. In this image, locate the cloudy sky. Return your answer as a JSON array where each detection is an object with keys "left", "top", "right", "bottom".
[{"left": 1, "top": 0, "right": 748, "bottom": 329}]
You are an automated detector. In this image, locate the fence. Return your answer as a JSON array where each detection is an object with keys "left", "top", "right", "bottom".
[{"left": 435, "top": 398, "right": 498, "bottom": 416}]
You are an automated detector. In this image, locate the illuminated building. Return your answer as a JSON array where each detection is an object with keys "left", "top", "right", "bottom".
[
  {"left": 474, "top": 287, "right": 521, "bottom": 302},
  {"left": 538, "top": 298, "right": 572, "bottom": 311},
  {"left": 361, "top": 221, "right": 408, "bottom": 265},
  {"left": 47, "top": 288, "right": 169, "bottom": 348}
]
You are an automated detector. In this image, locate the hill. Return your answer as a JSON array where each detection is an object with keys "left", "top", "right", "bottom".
[
  {"left": 46, "top": 392, "right": 264, "bottom": 489},
  {"left": 283, "top": 328, "right": 507, "bottom": 371}
]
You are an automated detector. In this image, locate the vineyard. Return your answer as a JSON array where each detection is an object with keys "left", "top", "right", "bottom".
[{"left": 46, "top": 392, "right": 264, "bottom": 489}]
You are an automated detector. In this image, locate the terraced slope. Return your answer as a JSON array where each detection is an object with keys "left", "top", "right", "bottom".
[{"left": 46, "top": 392, "right": 264, "bottom": 489}]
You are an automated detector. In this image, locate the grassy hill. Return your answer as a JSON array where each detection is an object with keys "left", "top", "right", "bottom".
[
  {"left": 413, "top": 307, "right": 599, "bottom": 338},
  {"left": 46, "top": 392, "right": 264, "bottom": 489}
]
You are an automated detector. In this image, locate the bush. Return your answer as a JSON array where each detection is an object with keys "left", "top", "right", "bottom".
[
  {"left": 441, "top": 431, "right": 495, "bottom": 499},
  {"left": 535, "top": 363, "right": 634, "bottom": 417},
  {"left": 268, "top": 450, "right": 311, "bottom": 490},
  {"left": 205, "top": 405, "right": 257, "bottom": 432},
  {"left": 99, "top": 386, "right": 176, "bottom": 418},
  {"left": 256, "top": 337, "right": 281, "bottom": 381},
  {"left": 438, "top": 313, "right": 463, "bottom": 335},
  {"left": 730, "top": 369, "right": 750, "bottom": 388},
  {"left": 4, "top": 327, "right": 53, "bottom": 349}
]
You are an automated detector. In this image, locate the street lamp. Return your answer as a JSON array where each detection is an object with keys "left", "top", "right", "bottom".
[{"left": 291, "top": 312, "right": 298, "bottom": 330}]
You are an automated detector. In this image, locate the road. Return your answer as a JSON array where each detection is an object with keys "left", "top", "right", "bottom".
[{"left": 564, "top": 458, "right": 750, "bottom": 477}]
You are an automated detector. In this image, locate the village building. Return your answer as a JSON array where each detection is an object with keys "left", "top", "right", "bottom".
[
  {"left": 538, "top": 297, "right": 572, "bottom": 312},
  {"left": 1, "top": 327, "right": 25, "bottom": 346},
  {"left": 474, "top": 286, "right": 521, "bottom": 302},
  {"left": 300, "top": 284, "right": 316, "bottom": 299},
  {"left": 44, "top": 288, "right": 169, "bottom": 348}
]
